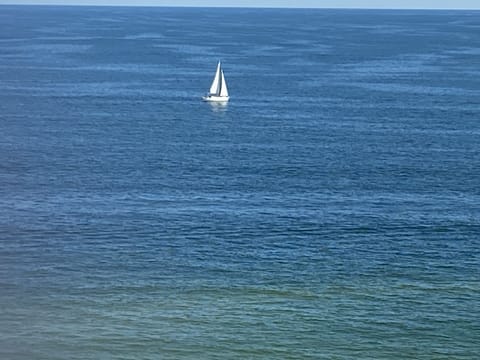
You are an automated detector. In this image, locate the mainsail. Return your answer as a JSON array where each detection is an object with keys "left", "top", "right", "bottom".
[{"left": 209, "top": 62, "right": 222, "bottom": 95}]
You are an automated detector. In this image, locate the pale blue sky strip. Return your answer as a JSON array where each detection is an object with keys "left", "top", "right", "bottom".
[{"left": 1, "top": 0, "right": 479, "bottom": 9}]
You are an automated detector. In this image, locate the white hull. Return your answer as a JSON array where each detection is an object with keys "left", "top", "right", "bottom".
[{"left": 203, "top": 95, "right": 229, "bottom": 102}]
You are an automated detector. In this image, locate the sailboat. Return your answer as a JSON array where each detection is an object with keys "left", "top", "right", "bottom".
[{"left": 203, "top": 61, "right": 229, "bottom": 102}]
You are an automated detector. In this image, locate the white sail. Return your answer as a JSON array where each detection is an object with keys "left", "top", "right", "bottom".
[
  {"left": 203, "top": 61, "right": 229, "bottom": 102},
  {"left": 209, "top": 62, "right": 222, "bottom": 95},
  {"left": 219, "top": 70, "right": 229, "bottom": 97}
]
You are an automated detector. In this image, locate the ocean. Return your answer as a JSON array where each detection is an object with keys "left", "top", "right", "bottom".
[{"left": 0, "top": 5, "right": 479, "bottom": 359}]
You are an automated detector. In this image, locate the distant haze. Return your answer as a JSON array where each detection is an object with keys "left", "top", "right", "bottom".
[{"left": 1, "top": 0, "right": 480, "bottom": 10}]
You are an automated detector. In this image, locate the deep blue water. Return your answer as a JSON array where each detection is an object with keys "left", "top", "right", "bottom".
[{"left": 1, "top": 5, "right": 479, "bottom": 359}]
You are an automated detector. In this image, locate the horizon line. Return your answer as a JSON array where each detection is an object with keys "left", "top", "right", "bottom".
[{"left": 1, "top": 3, "right": 480, "bottom": 10}]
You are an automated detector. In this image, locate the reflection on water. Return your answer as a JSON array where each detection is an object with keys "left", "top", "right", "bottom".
[{"left": 208, "top": 101, "right": 228, "bottom": 113}]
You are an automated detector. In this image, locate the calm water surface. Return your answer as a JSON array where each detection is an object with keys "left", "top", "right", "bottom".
[{"left": 0, "top": 5, "right": 479, "bottom": 359}]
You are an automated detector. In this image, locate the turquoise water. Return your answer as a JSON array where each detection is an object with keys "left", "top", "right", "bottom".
[{"left": 0, "top": 6, "right": 479, "bottom": 359}]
